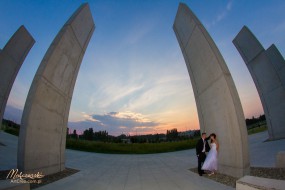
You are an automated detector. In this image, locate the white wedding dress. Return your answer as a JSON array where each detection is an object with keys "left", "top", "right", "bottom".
[{"left": 202, "top": 143, "right": 218, "bottom": 171}]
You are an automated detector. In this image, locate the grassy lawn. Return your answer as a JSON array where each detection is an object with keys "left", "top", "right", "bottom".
[
  {"left": 66, "top": 138, "right": 198, "bottom": 154},
  {"left": 0, "top": 123, "right": 19, "bottom": 136},
  {"left": 248, "top": 124, "right": 267, "bottom": 135}
]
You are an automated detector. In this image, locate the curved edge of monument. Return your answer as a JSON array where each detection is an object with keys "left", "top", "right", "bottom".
[
  {"left": 0, "top": 25, "right": 35, "bottom": 124},
  {"left": 18, "top": 3, "right": 95, "bottom": 175},
  {"left": 233, "top": 26, "right": 285, "bottom": 140},
  {"left": 173, "top": 3, "right": 250, "bottom": 178}
]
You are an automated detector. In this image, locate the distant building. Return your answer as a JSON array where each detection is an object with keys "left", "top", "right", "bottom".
[{"left": 121, "top": 138, "right": 131, "bottom": 144}]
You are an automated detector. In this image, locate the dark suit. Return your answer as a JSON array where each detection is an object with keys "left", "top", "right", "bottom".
[{"left": 195, "top": 137, "right": 210, "bottom": 175}]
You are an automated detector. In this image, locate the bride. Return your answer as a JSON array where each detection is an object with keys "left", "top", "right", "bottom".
[{"left": 202, "top": 133, "right": 219, "bottom": 176}]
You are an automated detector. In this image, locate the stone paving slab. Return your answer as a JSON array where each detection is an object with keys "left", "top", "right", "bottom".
[{"left": 0, "top": 131, "right": 284, "bottom": 190}]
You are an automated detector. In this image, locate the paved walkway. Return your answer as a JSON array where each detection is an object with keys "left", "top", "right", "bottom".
[{"left": 0, "top": 131, "right": 284, "bottom": 190}]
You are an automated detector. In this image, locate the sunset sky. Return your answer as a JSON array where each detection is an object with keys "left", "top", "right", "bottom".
[{"left": 1, "top": 0, "right": 285, "bottom": 136}]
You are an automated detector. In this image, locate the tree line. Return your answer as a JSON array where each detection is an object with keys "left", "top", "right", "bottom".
[
  {"left": 245, "top": 114, "right": 266, "bottom": 128},
  {"left": 2, "top": 114, "right": 267, "bottom": 142},
  {"left": 67, "top": 127, "right": 201, "bottom": 143}
]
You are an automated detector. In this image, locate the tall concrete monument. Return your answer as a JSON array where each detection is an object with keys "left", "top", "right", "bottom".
[
  {"left": 173, "top": 3, "right": 249, "bottom": 177},
  {"left": 18, "top": 3, "right": 95, "bottom": 175},
  {"left": 233, "top": 26, "right": 285, "bottom": 140},
  {"left": 0, "top": 26, "right": 35, "bottom": 124}
]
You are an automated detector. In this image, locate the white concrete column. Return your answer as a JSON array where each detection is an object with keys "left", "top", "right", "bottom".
[
  {"left": 0, "top": 26, "right": 35, "bottom": 124},
  {"left": 18, "top": 3, "right": 95, "bottom": 175},
  {"left": 233, "top": 26, "right": 285, "bottom": 140},
  {"left": 173, "top": 3, "right": 249, "bottom": 178}
]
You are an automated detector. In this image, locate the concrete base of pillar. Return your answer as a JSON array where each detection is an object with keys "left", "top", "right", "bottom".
[
  {"left": 276, "top": 151, "right": 285, "bottom": 168},
  {"left": 219, "top": 164, "right": 250, "bottom": 178}
]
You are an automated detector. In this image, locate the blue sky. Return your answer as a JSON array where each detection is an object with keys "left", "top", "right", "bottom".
[{"left": 1, "top": 0, "right": 285, "bottom": 136}]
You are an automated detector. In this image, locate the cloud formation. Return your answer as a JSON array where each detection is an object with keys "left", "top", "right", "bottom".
[
  {"left": 69, "top": 111, "right": 160, "bottom": 135},
  {"left": 92, "top": 111, "right": 158, "bottom": 127}
]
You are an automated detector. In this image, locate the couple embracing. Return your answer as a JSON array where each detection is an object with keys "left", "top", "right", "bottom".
[{"left": 196, "top": 132, "right": 219, "bottom": 176}]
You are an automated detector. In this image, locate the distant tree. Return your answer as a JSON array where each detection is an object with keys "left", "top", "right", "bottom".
[
  {"left": 71, "top": 129, "right": 78, "bottom": 139},
  {"left": 245, "top": 114, "right": 266, "bottom": 127},
  {"left": 2, "top": 119, "right": 20, "bottom": 129},
  {"left": 194, "top": 130, "right": 201, "bottom": 137},
  {"left": 83, "top": 128, "right": 94, "bottom": 141},
  {"left": 93, "top": 130, "right": 108, "bottom": 142},
  {"left": 166, "top": 128, "right": 178, "bottom": 141},
  {"left": 155, "top": 133, "right": 159, "bottom": 143},
  {"left": 259, "top": 114, "right": 266, "bottom": 121},
  {"left": 130, "top": 136, "right": 138, "bottom": 143}
]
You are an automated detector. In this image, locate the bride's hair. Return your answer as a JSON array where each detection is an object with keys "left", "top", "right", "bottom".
[{"left": 210, "top": 133, "right": 216, "bottom": 143}]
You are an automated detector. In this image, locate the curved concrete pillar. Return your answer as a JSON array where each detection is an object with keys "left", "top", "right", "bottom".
[
  {"left": 18, "top": 3, "right": 95, "bottom": 175},
  {"left": 267, "top": 44, "right": 285, "bottom": 91},
  {"left": 173, "top": 3, "right": 249, "bottom": 177},
  {"left": 0, "top": 26, "right": 35, "bottom": 124},
  {"left": 233, "top": 26, "right": 285, "bottom": 140}
]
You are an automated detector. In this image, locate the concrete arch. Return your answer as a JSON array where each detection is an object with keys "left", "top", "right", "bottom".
[
  {"left": 0, "top": 26, "right": 35, "bottom": 124},
  {"left": 173, "top": 3, "right": 249, "bottom": 177},
  {"left": 233, "top": 26, "right": 285, "bottom": 140},
  {"left": 18, "top": 3, "right": 95, "bottom": 175}
]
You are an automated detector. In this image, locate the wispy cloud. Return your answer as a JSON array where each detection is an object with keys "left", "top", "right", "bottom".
[
  {"left": 84, "top": 49, "right": 190, "bottom": 111},
  {"left": 88, "top": 82, "right": 144, "bottom": 110},
  {"left": 124, "top": 70, "right": 191, "bottom": 112},
  {"left": 122, "top": 11, "right": 158, "bottom": 45},
  {"left": 208, "top": 0, "right": 233, "bottom": 28},
  {"left": 272, "top": 21, "right": 285, "bottom": 37},
  {"left": 124, "top": 22, "right": 154, "bottom": 45},
  {"left": 92, "top": 111, "right": 159, "bottom": 127}
]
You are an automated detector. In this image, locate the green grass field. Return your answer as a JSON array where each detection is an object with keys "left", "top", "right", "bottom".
[
  {"left": 66, "top": 138, "right": 198, "bottom": 154},
  {"left": 247, "top": 124, "right": 267, "bottom": 135},
  {"left": 0, "top": 123, "right": 19, "bottom": 136}
]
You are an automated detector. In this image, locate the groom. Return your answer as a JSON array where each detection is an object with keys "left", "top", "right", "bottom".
[{"left": 196, "top": 132, "right": 210, "bottom": 176}]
